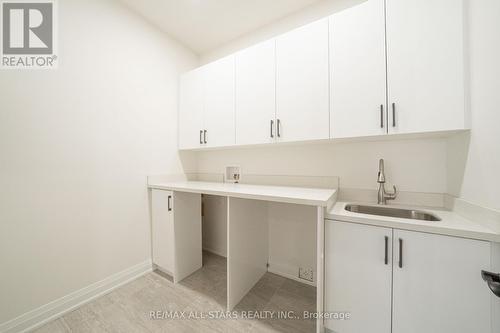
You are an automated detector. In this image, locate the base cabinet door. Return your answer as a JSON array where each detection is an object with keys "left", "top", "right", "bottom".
[
  {"left": 392, "top": 230, "right": 491, "bottom": 333},
  {"left": 172, "top": 192, "right": 202, "bottom": 283},
  {"left": 151, "top": 190, "right": 175, "bottom": 274},
  {"left": 325, "top": 220, "right": 392, "bottom": 333}
]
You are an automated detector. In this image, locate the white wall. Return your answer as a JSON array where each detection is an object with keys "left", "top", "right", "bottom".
[
  {"left": 0, "top": 0, "right": 197, "bottom": 324},
  {"left": 196, "top": 139, "right": 447, "bottom": 194},
  {"left": 447, "top": 0, "right": 500, "bottom": 212},
  {"left": 447, "top": 2, "right": 500, "bottom": 326}
]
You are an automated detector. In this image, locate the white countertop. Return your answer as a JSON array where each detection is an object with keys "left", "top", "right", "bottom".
[
  {"left": 148, "top": 181, "right": 337, "bottom": 207},
  {"left": 327, "top": 201, "right": 500, "bottom": 242}
]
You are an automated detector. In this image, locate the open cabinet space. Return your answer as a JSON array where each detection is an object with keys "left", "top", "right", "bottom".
[{"left": 152, "top": 189, "right": 321, "bottom": 332}]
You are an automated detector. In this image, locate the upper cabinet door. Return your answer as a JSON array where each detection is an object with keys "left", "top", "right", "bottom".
[
  {"left": 392, "top": 230, "right": 491, "bottom": 333},
  {"left": 276, "top": 19, "right": 330, "bottom": 143},
  {"left": 235, "top": 40, "right": 276, "bottom": 146},
  {"left": 204, "top": 55, "right": 236, "bottom": 148},
  {"left": 386, "top": 0, "right": 466, "bottom": 134},
  {"left": 330, "top": 0, "right": 387, "bottom": 138},
  {"left": 179, "top": 68, "right": 204, "bottom": 150}
]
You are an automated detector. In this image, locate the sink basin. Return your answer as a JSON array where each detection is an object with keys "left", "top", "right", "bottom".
[{"left": 345, "top": 204, "right": 441, "bottom": 222}]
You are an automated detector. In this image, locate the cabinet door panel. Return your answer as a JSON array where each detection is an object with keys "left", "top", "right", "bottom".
[
  {"left": 179, "top": 68, "right": 204, "bottom": 149},
  {"left": 204, "top": 55, "right": 235, "bottom": 148},
  {"left": 393, "top": 230, "right": 491, "bottom": 333},
  {"left": 325, "top": 220, "right": 392, "bottom": 333},
  {"left": 386, "top": 0, "right": 465, "bottom": 134},
  {"left": 151, "top": 190, "right": 174, "bottom": 274},
  {"left": 172, "top": 192, "right": 202, "bottom": 283},
  {"left": 330, "top": 0, "right": 387, "bottom": 138},
  {"left": 276, "top": 19, "right": 330, "bottom": 142},
  {"left": 235, "top": 40, "right": 276, "bottom": 145}
]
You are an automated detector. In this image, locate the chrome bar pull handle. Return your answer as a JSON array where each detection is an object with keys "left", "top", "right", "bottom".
[
  {"left": 277, "top": 119, "right": 281, "bottom": 138},
  {"left": 399, "top": 238, "right": 403, "bottom": 268},
  {"left": 380, "top": 104, "right": 384, "bottom": 128},
  {"left": 270, "top": 120, "right": 274, "bottom": 138},
  {"left": 392, "top": 103, "right": 396, "bottom": 127},
  {"left": 167, "top": 195, "right": 172, "bottom": 211},
  {"left": 199, "top": 130, "right": 203, "bottom": 144},
  {"left": 384, "top": 236, "right": 389, "bottom": 265},
  {"left": 203, "top": 130, "right": 207, "bottom": 144}
]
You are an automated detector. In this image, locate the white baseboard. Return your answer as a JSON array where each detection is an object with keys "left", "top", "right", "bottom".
[
  {"left": 267, "top": 262, "right": 316, "bottom": 287},
  {"left": 0, "top": 260, "right": 153, "bottom": 333}
]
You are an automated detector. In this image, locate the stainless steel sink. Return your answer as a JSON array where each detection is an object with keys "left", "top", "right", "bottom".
[{"left": 345, "top": 204, "right": 441, "bottom": 222}]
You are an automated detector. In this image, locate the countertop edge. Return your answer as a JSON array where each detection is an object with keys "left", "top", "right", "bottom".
[
  {"left": 326, "top": 202, "right": 500, "bottom": 243},
  {"left": 148, "top": 183, "right": 336, "bottom": 207}
]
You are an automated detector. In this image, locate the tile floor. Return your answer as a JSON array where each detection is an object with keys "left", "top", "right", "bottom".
[{"left": 33, "top": 252, "right": 316, "bottom": 332}]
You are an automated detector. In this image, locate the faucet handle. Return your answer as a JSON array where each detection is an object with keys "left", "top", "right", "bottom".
[{"left": 386, "top": 186, "right": 397, "bottom": 199}]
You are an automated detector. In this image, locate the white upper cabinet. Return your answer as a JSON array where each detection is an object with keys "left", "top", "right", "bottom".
[
  {"left": 386, "top": 0, "right": 466, "bottom": 134},
  {"left": 392, "top": 230, "right": 491, "bottom": 333},
  {"left": 179, "top": 68, "right": 204, "bottom": 150},
  {"left": 330, "top": 0, "right": 387, "bottom": 138},
  {"left": 235, "top": 40, "right": 276, "bottom": 145},
  {"left": 178, "top": 0, "right": 467, "bottom": 150},
  {"left": 204, "top": 55, "right": 236, "bottom": 148},
  {"left": 276, "top": 19, "right": 330, "bottom": 143}
]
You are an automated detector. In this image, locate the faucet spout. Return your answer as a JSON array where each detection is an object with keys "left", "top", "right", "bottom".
[
  {"left": 376, "top": 159, "right": 397, "bottom": 205},
  {"left": 377, "top": 158, "right": 386, "bottom": 183}
]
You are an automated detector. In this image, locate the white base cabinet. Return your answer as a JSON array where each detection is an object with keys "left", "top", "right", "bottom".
[
  {"left": 325, "top": 219, "right": 492, "bottom": 333},
  {"left": 151, "top": 190, "right": 202, "bottom": 282},
  {"left": 151, "top": 190, "right": 175, "bottom": 274},
  {"left": 325, "top": 221, "right": 392, "bottom": 333},
  {"left": 392, "top": 229, "right": 491, "bottom": 333}
]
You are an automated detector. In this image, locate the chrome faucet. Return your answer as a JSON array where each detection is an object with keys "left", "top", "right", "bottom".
[{"left": 377, "top": 159, "right": 397, "bottom": 205}]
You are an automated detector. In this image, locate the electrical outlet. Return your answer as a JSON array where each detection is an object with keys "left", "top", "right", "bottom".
[{"left": 298, "top": 268, "right": 314, "bottom": 282}]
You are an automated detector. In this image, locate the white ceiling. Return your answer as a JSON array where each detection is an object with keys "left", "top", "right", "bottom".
[{"left": 120, "top": 0, "right": 324, "bottom": 54}]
